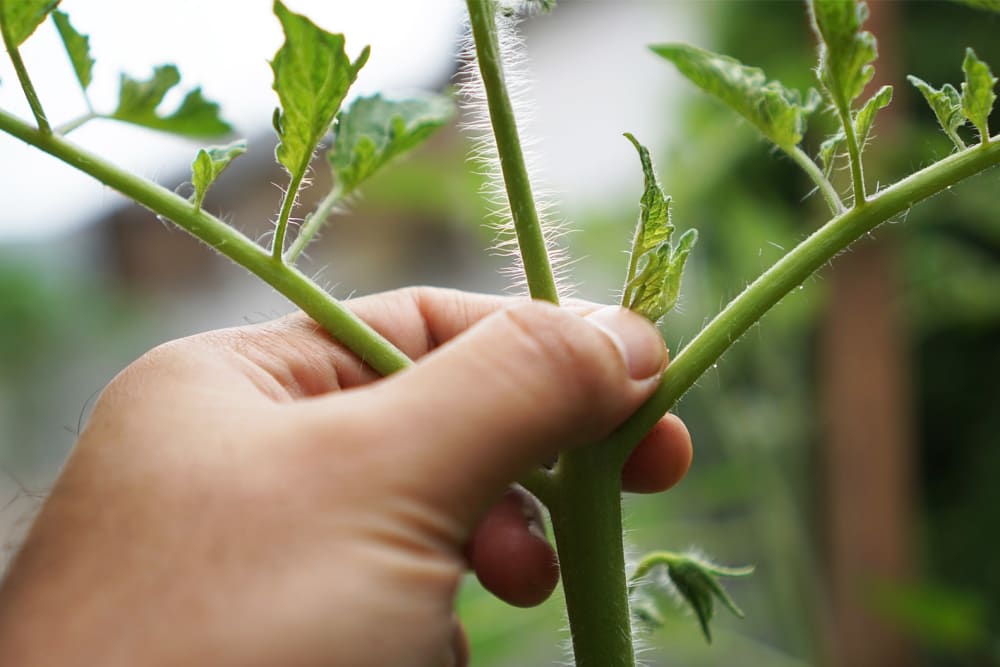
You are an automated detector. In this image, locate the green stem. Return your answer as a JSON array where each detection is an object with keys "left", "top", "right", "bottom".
[
  {"left": 786, "top": 145, "right": 845, "bottom": 215},
  {"left": 549, "top": 447, "right": 634, "bottom": 667},
  {"left": 0, "top": 107, "right": 411, "bottom": 376},
  {"left": 54, "top": 111, "right": 98, "bottom": 136},
  {"left": 519, "top": 466, "right": 556, "bottom": 508},
  {"left": 465, "top": 0, "right": 559, "bottom": 304},
  {"left": 838, "top": 105, "right": 867, "bottom": 205},
  {"left": 2, "top": 40, "right": 50, "bottom": 134},
  {"left": 620, "top": 217, "right": 645, "bottom": 307},
  {"left": 285, "top": 183, "right": 346, "bottom": 263},
  {"left": 1, "top": 104, "right": 553, "bottom": 496},
  {"left": 608, "top": 133, "right": 1000, "bottom": 465},
  {"left": 271, "top": 171, "right": 305, "bottom": 261}
]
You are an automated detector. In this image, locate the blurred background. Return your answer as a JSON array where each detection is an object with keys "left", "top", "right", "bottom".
[{"left": 1, "top": 1, "right": 998, "bottom": 665}]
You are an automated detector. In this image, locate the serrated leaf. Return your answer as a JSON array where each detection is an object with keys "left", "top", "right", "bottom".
[
  {"left": 328, "top": 93, "right": 453, "bottom": 194},
  {"left": 0, "top": 0, "right": 58, "bottom": 47},
  {"left": 808, "top": 0, "right": 878, "bottom": 114},
  {"left": 652, "top": 43, "right": 818, "bottom": 150},
  {"left": 272, "top": 0, "right": 368, "bottom": 182},
  {"left": 621, "top": 134, "right": 697, "bottom": 323},
  {"left": 630, "top": 551, "right": 753, "bottom": 644},
  {"left": 623, "top": 132, "right": 672, "bottom": 253},
  {"left": 908, "top": 75, "right": 968, "bottom": 149},
  {"left": 961, "top": 48, "right": 997, "bottom": 143},
  {"left": 819, "top": 84, "right": 892, "bottom": 174},
  {"left": 191, "top": 139, "right": 247, "bottom": 209},
  {"left": 111, "top": 65, "right": 230, "bottom": 138},
  {"left": 51, "top": 10, "right": 92, "bottom": 93}
]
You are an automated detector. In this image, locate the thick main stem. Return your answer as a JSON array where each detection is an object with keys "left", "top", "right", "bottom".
[
  {"left": 0, "top": 107, "right": 411, "bottom": 376},
  {"left": 608, "top": 134, "right": 1000, "bottom": 465},
  {"left": 465, "top": 0, "right": 559, "bottom": 304},
  {"left": 549, "top": 448, "right": 635, "bottom": 667}
]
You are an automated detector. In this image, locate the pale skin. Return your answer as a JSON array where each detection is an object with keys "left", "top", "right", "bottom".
[{"left": 0, "top": 287, "right": 692, "bottom": 667}]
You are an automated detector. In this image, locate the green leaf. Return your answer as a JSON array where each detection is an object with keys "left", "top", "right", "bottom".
[
  {"left": 111, "top": 65, "right": 231, "bottom": 138},
  {"left": 0, "top": 0, "right": 59, "bottom": 47},
  {"left": 908, "top": 75, "right": 968, "bottom": 149},
  {"left": 630, "top": 551, "right": 753, "bottom": 644},
  {"left": 651, "top": 43, "right": 819, "bottom": 150},
  {"left": 949, "top": 0, "right": 1000, "bottom": 12},
  {"left": 808, "top": 0, "right": 878, "bottom": 115},
  {"left": 961, "top": 48, "right": 997, "bottom": 143},
  {"left": 272, "top": 0, "right": 368, "bottom": 181},
  {"left": 51, "top": 10, "right": 93, "bottom": 93},
  {"left": 191, "top": 139, "right": 247, "bottom": 209},
  {"left": 819, "top": 84, "right": 892, "bottom": 174},
  {"left": 328, "top": 93, "right": 453, "bottom": 194},
  {"left": 621, "top": 133, "right": 697, "bottom": 323}
]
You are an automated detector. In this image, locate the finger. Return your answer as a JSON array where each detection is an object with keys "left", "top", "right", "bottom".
[
  {"left": 620, "top": 413, "right": 693, "bottom": 494},
  {"left": 465, "top": 488, "right": 558, "bottom": 608},
  {"left": 324, "top": 302, "right": 667, "bottom": 525},
  {"left": 450, "top": 615, "right": 470, "bottom": 667},
  {"left": 159, "top": 288, "right": 516, "bottom": 400}
]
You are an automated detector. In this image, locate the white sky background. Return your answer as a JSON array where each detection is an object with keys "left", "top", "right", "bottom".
[
  {"left": 0, "top": 0, "right": 464, "bottom": 240},
  {"left": 0, "top": 1, "right": 703, "bottom": 241}
]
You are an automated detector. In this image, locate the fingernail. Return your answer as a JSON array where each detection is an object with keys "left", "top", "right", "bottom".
[
  {"left": 516, "top": 491, "right": 548, "bottom": 542},
  {"left": 586, "top": 306, "right": 666, "bottom": 380}
]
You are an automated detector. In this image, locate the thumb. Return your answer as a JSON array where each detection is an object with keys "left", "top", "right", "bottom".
[{"left": 354, "top": 301, "right": 666, "bottom": 521}]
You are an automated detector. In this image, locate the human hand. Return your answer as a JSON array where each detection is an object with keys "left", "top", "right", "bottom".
[{"left": 0, "top": 287, "right": 692, "bottom": 667}]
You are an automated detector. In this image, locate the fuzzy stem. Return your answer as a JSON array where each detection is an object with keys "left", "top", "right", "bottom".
[
  {"left": 786, "top": 145, "right": 845, "bottom": 215},
  {"left": 271, "top": 171, "right": 305, "bottom": 261},
  {"left": 838, "top": 105, "right": 867, "bottom": 205},
  {"left": 465, "top": 0, "right": 560, "bottom": 304},
  {"left": 2, "top": 40, "right": 50, "bottom": 134},
  {"left": 285, "top": 183, "right": 345, "bottom": 263},
  {"left": 0, "top": 107, "right": 411, "bottom": 376},
  {"left": 608, "top": 133, "right": 1000, "bottom": 465},
  {"left": 549, "top": 447, "right": 635, "bottom": 667}
]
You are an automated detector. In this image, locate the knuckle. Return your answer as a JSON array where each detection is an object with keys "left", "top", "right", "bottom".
[{"left": 502, "top": 302, "right": 622, "bottom": 404}]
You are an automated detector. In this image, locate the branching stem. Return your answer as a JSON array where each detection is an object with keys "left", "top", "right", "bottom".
[
  {"left": 838, "top": 105, "right": 867, "bottom": 205},
  {"left": 607, "top": 132, "right": 1000, "bottom": 466},
  {"left": 2, "top": 40, "right": 50, "bottom": 134},
  {"left": 0, "top": 107, "right": 411, "bottom": 376},
  {"left": 786, "top": 145, "right": 845, "bottom": 215},
  {"left": 272, "top": 171, "right": 305, "bottom": 261},
  {"left": 465, "top": 0, "right": 559, "bottom": 304},
  {"left": 54, "top": 111, "right": 98, "bottom": 135},
  {"left": 286, "top": 183, "right": 345, "bottom": 263}
]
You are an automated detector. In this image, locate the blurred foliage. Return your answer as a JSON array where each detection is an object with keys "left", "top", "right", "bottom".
[{"left": 1, "top": 1, "right": 998, "bottom": 665}]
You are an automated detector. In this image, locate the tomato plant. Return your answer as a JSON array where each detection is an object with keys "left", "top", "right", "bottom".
[{"left": 1, "top": 0, "right": 998, "bottom": 664}]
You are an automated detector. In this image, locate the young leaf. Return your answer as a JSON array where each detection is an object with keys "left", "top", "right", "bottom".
[
  {"left": 630, "top": 551, "right": 753, "bottom": 644},
  {"left": 651, "top": 43, "right": 819, "bottom": 150},
  {"left": 808, "top": 0, "right": 878, "bottom": 113},
  {"left": 191, "top": 139, "right": 247, "bottom": 210},
  {"left": 621, "top": 133, "right": 697, "bottom": 323},
  {"left": 328, "top": 93, "right": 454, "bottom": 195},
  {"left": 961, "top": 48, "right": 997, "bottom": 144},
  {"left": 111, "top": 65, "right": 231, "bottom": 138},
  {"left": 819, "top": 84, "right": 892, "bottom": 173},
  {"left": 51, "top": 9, "right": 93, "bottom": 94},
  {"left": 908, "top": 76, "right": 968, "bottom": 149},
  {"left": 272, "top": 0, "right": 369, "bottom": 181},
  {"left": 0, "top": 0, "right": 58, "bottom": 47}
]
